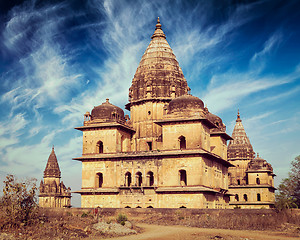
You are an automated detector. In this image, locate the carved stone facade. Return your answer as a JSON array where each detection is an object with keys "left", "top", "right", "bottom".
[
  {"left": 228, "top": 112, "right": 275, "bottom": 208},
  {"left": 39, "top": 147, "right": 71, "bottom": 208},
  {"left": 74, "top": 18, "right": 234, "bottom": 209}
]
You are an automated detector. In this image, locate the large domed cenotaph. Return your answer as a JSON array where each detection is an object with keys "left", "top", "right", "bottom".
[{"left": 73, "top": 18, "right": 234, "bottom": 208}]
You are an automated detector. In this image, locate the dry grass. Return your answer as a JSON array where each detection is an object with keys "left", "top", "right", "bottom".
[
  {"left": 1, "top": 208, "right": 299, "bottom": 239},
  {"left": 133, "top": 209, "right": 300, "bottom": 231}
]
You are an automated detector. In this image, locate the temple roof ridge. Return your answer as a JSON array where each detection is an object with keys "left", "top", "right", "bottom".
[{"left": 44, "top": 146, "right": 61, "bottom": 178}]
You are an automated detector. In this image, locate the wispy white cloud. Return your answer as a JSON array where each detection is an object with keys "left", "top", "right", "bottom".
[
  {"left": 1, "top": 1, "right": 84, "bottom": 114},
  {"left": 249, "top": 31, "right": 283, "bottom": 72},
  {"left": 203, "top": 65, "right": 300, "bottom": 114}
]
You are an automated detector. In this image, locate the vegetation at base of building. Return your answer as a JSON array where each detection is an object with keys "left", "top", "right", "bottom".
[
  {"left": 0, "top": 175, "right": 39, "bottom": 229},
  {"left": 116, "top": 213, "right": 128, "bottom": 226},
  {"left": 276, "top": 155, "right": 300, "bottom": 209}
]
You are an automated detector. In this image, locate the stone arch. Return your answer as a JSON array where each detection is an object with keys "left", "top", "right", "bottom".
[
  {"left": 243, "top": 194, "right": 248, "bottom": 201},
  {"left": 257, "top": 193, "right": 261, "bottom": 201},
  {"left": 256, "top": 177, "right": 260, "bottom": 184},
  {"left": 125, "top": 172, "right": 132, "bottom": 187},
  {"left": 178, "top": 136, "right": 186, "bottom": 149},
  {"left": 136, "top": 172, "right": 143, "bottom": 187},
  {"left": 179, "top": 169, "right": 187, "bottom": 186},
  {"left": 235, "top": 194, "right": 239, "bottom": 201},
  {"left": 96, "top": 172, "right": 103, "bottom": 188},
  {"left": 147, "top": 171, "right": 154, "bottom": 186},
  {"left": 96, "top": 140, "right": 103, "bottom": 153}
]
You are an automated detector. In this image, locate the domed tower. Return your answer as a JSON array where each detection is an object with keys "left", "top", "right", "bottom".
[
  {"left": 228, "top": 112, "right": 275, "bottom": 209},
  {"left": 76, "top": 98, "right": 134, "bottom": 154},
  {"left": 39, "top": 147, "right": 71, "bottom": 208},
  {"left": 126, "top": 18, "right": 190, "bottom": 151}
]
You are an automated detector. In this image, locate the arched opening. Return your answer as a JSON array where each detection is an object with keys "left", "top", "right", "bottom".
[
  {"left": 97, "top": 141, "right": 103, "bottom": 153},
  {"left": 125, "top": 172, "right": 132, "bottom": 187},
  {"left": 179, "top": 136, "right": 186, "bottom": 149},
  {"left": 243, "top": 194, "right": 248, "bottom": 201},
  {"left": 147, "top": 142, "right": 152, "bottom": 151},
  {"left": 125, "top": 206, "right": 131, "bottom": 208},
  {"left": 136, "top": 172, "right": 142, "bottom": 187},
  {"left": 179, "top": 206, "right": 186, "bottom": 208},
  {"left": 96, "top": 173, "right": 103, "bottom": 188},
  {"left": 136, "top": 206, "right": 142, "bottom": 208},
  {"left": 147, "top": 171, "right": 154, "bottom": 186},
  {"left": 257, "top": 193, "right": 261, "bottom": 201},
  {"left": 256, "top": 177, "right": 260, "bottom": 184},
  {"left": 179, "top": 170, "right": 187, "bottom": 186},
  {"left": 147, "top": 206, "right": 153, "bottom": 208},
  {"left": 235, "top": 194, "right": 239, "bottom": 201},
  {"left": 237, "top": 179, "right": 240, "bottom": 185}
]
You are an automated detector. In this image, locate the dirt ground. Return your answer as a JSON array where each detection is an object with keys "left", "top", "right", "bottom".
[
  {"left": 103, "top": 223, "right": 300, "bottom": 240},
  {"left": 1, "top": 209, "right": 300, "bottom": 239}
]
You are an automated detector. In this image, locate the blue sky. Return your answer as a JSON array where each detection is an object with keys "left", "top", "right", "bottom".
[{"left": 0, "top": 0, "right": 299, "bottom": 207}]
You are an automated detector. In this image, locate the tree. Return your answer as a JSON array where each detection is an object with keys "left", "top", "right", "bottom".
[
  {"left": 275, "top": 156, "right": 300, "bottom": 209},
  {"left": 0, "top": 175, "right": 38, "bottom": 228}
]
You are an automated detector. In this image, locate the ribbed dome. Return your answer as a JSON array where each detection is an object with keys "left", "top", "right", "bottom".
[
  {"left": 91, "top": 99, "right": 125, "bottom": 122},
  {"left": 207, "top": 112, "right": 225, "bottom": 132},
  {"left": 248, "top": 154, "right": 273, "bottom": 171},
  {"left": 128, "top": 18, "right": 189, "bottom": 104},
  {"left": 168, "top": 94, "right": 204, "bottom": 114}
]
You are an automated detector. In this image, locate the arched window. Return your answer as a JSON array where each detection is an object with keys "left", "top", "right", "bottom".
[
  {"left": 125, "top": 172, "right": 131, "bottom": 187},
  {"left": 235, "top": 194, "right": 239, "bottom": 201},
  {"left": 147, "top": 171, "right": 154, "bottom": 186},
  {"left": 179, "top": 205, "right": 186, "bottom": 208},
  {"left": 147, "top": 206, "right": 153, "bottom": 208},
  {"left": 257, "top": 193, "right": 261, "bottom": 201},
  {"left": 243, "top": 194, "right": 248, "bottom": 201},
  {"left": 136, "top": 172, "right": 142, "bottom": 187},
  {"left": 179, "top": 170, "right": 187, "bottom": 186},
  {"left": 256, "top": 177, "right": 260, "bottom": 184},
  {"left": 237, "top": 179, "right": 240, "bottom": 185},
  {"left": 96, "top": 173, "right": 103, "bottom": 188},
  {"left": 179, "top": 136, "right": 186, "bottom": 149},
  {"left": 97, "top": 141, "right": 103, "bottom": 153}
]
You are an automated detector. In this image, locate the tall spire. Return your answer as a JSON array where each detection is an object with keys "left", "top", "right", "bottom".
[
  {"left": 127, "top": 17, "right": 189, "bottom": 106},
  {"left": 228, "top": 111, "right": 255, "bottom": 160},
  {"left": 44, "top": 146, "right": 61, "bottom": 178}
]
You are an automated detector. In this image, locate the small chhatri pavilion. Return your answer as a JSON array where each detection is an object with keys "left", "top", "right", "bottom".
[{"left": 39, "top": 147, "right": 71, "bottom": 208}]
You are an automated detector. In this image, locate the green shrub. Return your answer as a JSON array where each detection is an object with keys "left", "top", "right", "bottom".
[
  {"left": 116, "top": 213, "right": 128, "bottom": 225},
  {"left": 81, "top": 212, "right": 88, "bottom": 218}
]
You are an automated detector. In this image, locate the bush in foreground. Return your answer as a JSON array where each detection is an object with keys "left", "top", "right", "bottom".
[{"left": 0, "top": 175, "right": 38, "bottom": 228}]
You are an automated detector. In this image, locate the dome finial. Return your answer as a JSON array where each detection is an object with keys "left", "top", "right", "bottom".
[
  {"left": 236, "top": 109, "right": 241, "bottom": 122},
  {"left": 151, "top": 17, "right": 166, "bottom": 39},
  {"left": 156, "top": 17, "right": 161, "bottom": 29}
]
